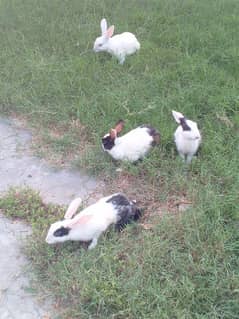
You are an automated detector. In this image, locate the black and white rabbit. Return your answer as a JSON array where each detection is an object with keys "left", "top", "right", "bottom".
[
  {"left": 45, "top": 194, "right": 141, "bottom": 250},
  {"left": 93, "top": 18, "right": 140, "bottom": 64},
  {"left": 102, "top": 120, "right": 160, "bottom": 162},
  {"left": 172, "top": 110, "right": 202, "bottom": 164}
]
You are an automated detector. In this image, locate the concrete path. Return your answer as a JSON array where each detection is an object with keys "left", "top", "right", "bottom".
[
  {"left": 0, "top": 118, "right": 102, "bottom": 318},
  {"left": 0, "top": 213, "right": 52, "bottom": 319},
  {"left": 0, "top": 118, "right": 99, "bottom": 205}
]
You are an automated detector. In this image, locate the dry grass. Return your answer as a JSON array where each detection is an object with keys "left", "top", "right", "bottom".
[{"left": 10, "top": 112, "right": 92, "bottom": 167}]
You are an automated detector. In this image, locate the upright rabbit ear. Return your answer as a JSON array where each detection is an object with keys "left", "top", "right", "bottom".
[
  {"left": 106, "top": 25, "right": 115, "bottom": 38},
  {"left": 172, "top": 110, "right": 184, "bottom": 124},
  {"left": 64, "top": 198, "right": 82, "bottom": 219},
  {"left": 110, "top": 128, "right": 117, "bottom": 139},
  {"left": 114, "top": 119, "right": 124, "bottom": 133},
  {"left": 100, "top": 18, "right": 107, "bottom": 35}
]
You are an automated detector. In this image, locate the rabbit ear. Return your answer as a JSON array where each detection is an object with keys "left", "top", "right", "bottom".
[
  {"left": 172, "top": 110, "right": 184, "bottom": 124},
  {"left": 69, "top": 214, "right": 93, "bottom": 228},
  {"left": 110, "top": 128, "right": 117, "bottom": 139},
  {"left": 114, "top": 119, "right": 124, "bottom": 133},
  {"left": 100, "top": 18, "right": 107, "bottom": 35},
  {"left": 106, "top": 25, "right": 115, "bottom": 38},
  {"left": 64, "top": 198, "right": 82, "bottom": 219}
]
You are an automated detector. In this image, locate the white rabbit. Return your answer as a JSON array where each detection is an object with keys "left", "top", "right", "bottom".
[
  {"left": 45, "top": 193, "right": 141, "bottom": 250},
  {"left": 102, "top": 120, "right": 160, "bottom": 162},
  {"left": 93, "top": 18, "right": 140, "bottom": 64},
  {"left": 172, "top": 110, "right": 202, "bottom": 164}
]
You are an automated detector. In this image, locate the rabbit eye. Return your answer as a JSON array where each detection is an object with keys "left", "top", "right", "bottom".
[{"left": 54, "top": 226, "right": 70, "bottom": 237}]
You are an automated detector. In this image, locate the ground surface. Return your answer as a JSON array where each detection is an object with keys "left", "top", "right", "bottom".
[
  {"left": 0, "top": 213, "right": 52, "bottom": 319},
  {"left": 0, "top": 117, "right": 100, "bottom": 205},
  {"left": 0, "top": 117, "right": 102, "bottom": 318}
]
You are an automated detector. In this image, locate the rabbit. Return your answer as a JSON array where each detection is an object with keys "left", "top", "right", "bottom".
[
  {"left": 102, "top": 120, "right": 160, "bottom": 162},
  {"left": 93, "top": 18, "right": 140, "bottom": 64},
  {"left": 45, "top": 193, "right": 141, "bottom": 250},
  {"left": 172, "top": 110, "right": 202, "bottom": 164}
]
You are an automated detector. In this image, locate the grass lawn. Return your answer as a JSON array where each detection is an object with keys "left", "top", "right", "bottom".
[{"left": 0, "top": 0, "right": 238, "bottom": 318}]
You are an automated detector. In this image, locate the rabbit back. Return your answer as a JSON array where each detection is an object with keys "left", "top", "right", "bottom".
[
  {"left": 109, "top": 32, "right": 140, "bottom": 56},
  {"left": 106, "top": 126, "right": 158, "bottom": 161}
]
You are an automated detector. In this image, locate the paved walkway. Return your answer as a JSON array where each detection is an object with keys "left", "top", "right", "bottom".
[
  {"left": 0, "top": 118, "right": 102, "bottom": 318},
  {"left": 0, "top": 213, "right": 52, "bottom": 319}
]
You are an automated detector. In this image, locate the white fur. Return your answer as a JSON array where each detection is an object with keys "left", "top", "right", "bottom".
[
  {"left": 93, "top": 18, "right": 140, "bottom": 64},
  {"left": 103, "top": 126, "right": 154, "bottom": 162},
  {"left": 172, "top": 110, "right": 202, "bottom": 164},
  {"left": 172, "top": 110, "right": 184, "bottom": 124},
  {"left": 45, "top": 194, "right": 122, "bottom": 249}
]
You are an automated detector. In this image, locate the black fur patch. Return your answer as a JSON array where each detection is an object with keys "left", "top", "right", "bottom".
[
  {"left": 115, "top": 206, "right": 142, "bottom": 231},
  {"left": 107, "top": 194, "right": 142, "bottom": 231},
  {"left": 106, "top": 194, "right": 131, "bottom": 206},
  {"left": 141, "top": 125, "right": 160, "bottom": 146},
  {"left": 53, "top": 226, "right": 71, "bottom": 237},
  {"left": 102, "top": 135, "right": 115, "bottom": 150},
  {"left": 180, "top": 118, "right": 191, "bottom": 131}
]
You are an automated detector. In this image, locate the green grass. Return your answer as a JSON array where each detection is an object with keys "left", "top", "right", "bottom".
[
  {"left": 0, "top": 187, "right": 238, "bottom": 319},
  {"left": 0, "top": 0, "right": 238, "bottom": 318}
]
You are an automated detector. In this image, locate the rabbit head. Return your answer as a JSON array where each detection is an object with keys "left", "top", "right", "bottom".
[
  {"left": 172, "top": 110, "right": 200, "bottom": 132},
  {"left": 102, "top": 119, "right": 124, "bottom": 150},
  {"left": 45, "top": 197, "right": 85, "bottom": 244},
  {"left": 45, "top": 213, "right": 93, "bottom": 245},
  {"left": 172, "top": 110, "right": 191, "bottom": 131},
  {"left": 45, "top": 220, "right": 71, "bottom": 244},
  {"left": 93, "top": 18, "right": 115, "bottom": 52}
]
